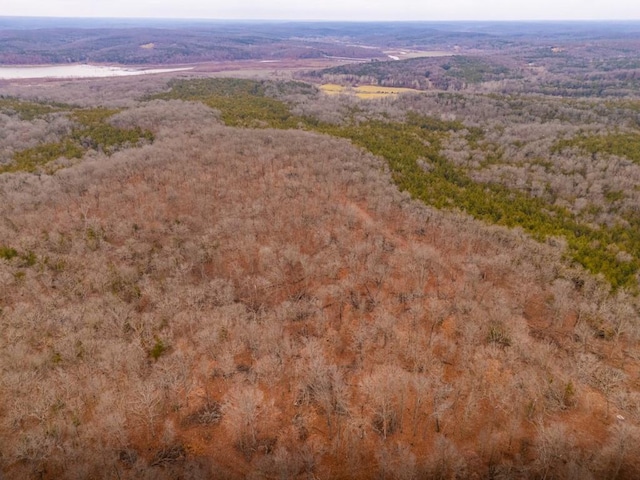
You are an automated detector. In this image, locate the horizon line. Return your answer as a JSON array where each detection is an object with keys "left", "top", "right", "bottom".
[{"left": 2, "top": 15, "right": 640, "bottom": 23}]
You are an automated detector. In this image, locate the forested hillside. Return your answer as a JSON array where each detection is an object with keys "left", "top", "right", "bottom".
[{"left": 2, "top": 71, "right": 640, "bottom": 479}]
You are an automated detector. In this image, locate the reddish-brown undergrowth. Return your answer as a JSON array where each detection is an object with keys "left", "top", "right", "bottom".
[{"left": 1, "top": 103, "right": 640, "bottom": 478}]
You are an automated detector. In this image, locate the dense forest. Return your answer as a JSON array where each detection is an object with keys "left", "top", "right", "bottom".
[{"left": 3, "top": 20, "right": 640, "bottom": 479}]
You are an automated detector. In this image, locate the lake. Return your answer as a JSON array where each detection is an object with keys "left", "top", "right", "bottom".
[{"left": 0, "top": 64, "right": 193, "bottom": 80}]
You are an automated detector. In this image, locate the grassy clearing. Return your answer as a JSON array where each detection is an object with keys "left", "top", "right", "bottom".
[{"left": 319, "top": 83, "right": 422, "bottom": 99}]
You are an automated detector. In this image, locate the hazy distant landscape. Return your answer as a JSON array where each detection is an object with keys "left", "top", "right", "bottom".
[
  {"left": 3, "top": 17, "right": 640, "bottom": 480},
  {"left": 3, "top": 17, "right": 640, "bottom": 66}
]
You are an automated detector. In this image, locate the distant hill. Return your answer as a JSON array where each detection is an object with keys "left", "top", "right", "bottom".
[{"left": 1, "top": 18, "right": 640, "bottom": 65}]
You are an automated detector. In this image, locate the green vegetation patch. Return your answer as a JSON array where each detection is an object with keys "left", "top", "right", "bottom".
[
  {"left": 308, "top": 56, "right": 513, "bottom": 90},
  {"left": 71, "top": 123, "right": 153, "bottom": 154},
  {"left": 149, "top": 338, "right": 168, "bottom": 360},
  {"left": 71, "top": 107, "right": 154, "bottom": 154},
  {"left": 318, "top": 117, "right": 639, "bottom": 291},
  {"left": 440, "top": 56, "right": 511, "bottom": 83},
  {"left": 0, "top": 246, "right": 19, "bottom": 261},
  {"left": 317, "top": 56, "right": 431, "bottom": 80},
  {"left": 5, "top": 141, "right": 84, "bottom": 173},
  {"left": 0, "top": 246, "right": 38, "bottom": 268},
  {"left": 71, "top": 107, "right": 120, "bottom": 125},
  {"left": 1, "top": 105, "right": 154, "bottom": 174},
  {"left": 553, "top": 132, "right": 640, "bottom": 164},
  {"left": 151, "top": 78, "right": 299, "bottom": 128},
  {"left": 0, "top": 96, "right": 69, "bottom": 120}
]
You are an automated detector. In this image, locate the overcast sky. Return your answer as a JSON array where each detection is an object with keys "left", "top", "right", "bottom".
[{"left": 3, "top": 0, "right": 640, "bottom": 21}]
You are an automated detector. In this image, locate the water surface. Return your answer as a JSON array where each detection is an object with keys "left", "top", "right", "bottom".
[{"left": 0, "top": 64, "right": 193, "bottom": 80}]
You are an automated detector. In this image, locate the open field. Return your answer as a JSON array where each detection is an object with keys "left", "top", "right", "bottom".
[{"left": 319, "top": 83, "right": 423, "bottom": 98}]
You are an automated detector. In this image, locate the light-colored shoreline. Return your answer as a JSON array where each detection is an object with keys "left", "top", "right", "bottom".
[{"left": 0, "top": 64, "right": 193, "bottom": 80}]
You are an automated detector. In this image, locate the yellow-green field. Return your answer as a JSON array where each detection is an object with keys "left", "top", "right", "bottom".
[{"left": 320, "top": 83, "right": 422, "bottom": 99}]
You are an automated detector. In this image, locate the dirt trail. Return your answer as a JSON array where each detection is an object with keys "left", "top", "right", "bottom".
[{"left": 346, "top": 200, "right": 408, "bottom": 249}]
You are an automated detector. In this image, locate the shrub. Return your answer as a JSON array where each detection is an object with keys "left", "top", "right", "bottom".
[
  {"left": 0, "top": 246, "right": 18, "bottom": 260},
  {"left": 149, "top": 338, "right": 168, "bottom": 360}
]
